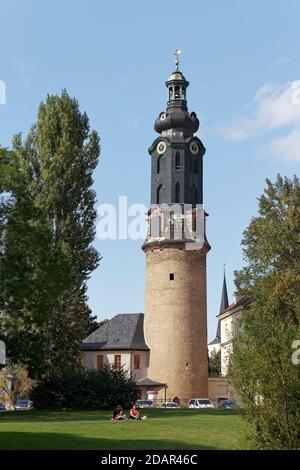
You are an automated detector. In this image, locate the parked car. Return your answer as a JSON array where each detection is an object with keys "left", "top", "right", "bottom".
[
  {"left": 221, "top": 400, "right": 239, "bottom": 409},
  {"left": 0, "top": 402, "right": 6, "bottom": 412},
  {"left": 15, "top": 399, "right": 32, "bottom": 410},
  {"left": 160, "top": 401, "right": 180, "bottom": 409},
  {"left": 135, "top": 399, "right": 156, "bottom": 409},
  {"left": 188, "top": 398, "right": 215, "bottom": 409}
]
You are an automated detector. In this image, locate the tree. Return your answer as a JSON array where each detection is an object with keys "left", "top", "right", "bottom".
[
  {"left": 208, "top": 349, "right": 221, "bottom": 376},
  {"left": 13, "top": 90, "right": 101, "bottom": 374},
  {"left": 0, "top": 147, "right": 71, "bottom": 376},
  {"left": 230, "top": 175, "right": 300, "bottom": 450},
  {"left": 0, "top": 363, "right": 36, "bottom": 404}
]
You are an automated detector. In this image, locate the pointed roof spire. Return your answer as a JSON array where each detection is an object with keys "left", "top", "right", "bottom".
[
  {"left": 208, "top": 268, "right": 230, "bottom": 346},
  {"left": 219, "top": 267, "right": 229, "bottom": 314}
]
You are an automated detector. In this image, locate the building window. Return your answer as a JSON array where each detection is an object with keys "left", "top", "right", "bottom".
[
  {"left": 192, "top": 210, "right": 196, "bottom": 233},
  {"left": 157, "top": 156, "right": 161, "bottom": 174},
  {"left": 170, "top": 273, "right": 174, "bottom": 281},
  {"left": 157, "top": 184, "right": 166, "bottom": 204},
  {"left": 175, "top": 182, "right": 180, "bottom": 203},
  {"left": 133, "top": 354, "right": 141, "bottom": 370},
  {"left": 191, "top": 185, "right": 198, "bottom": 206},
  {"left": 96, "top": 355, "right": 104, "bottom": 370},
  {"left": 175, "top": 152, "right": 180, "bottom": 170},
  {"left": 114, "top": 354, "right": 122, "bottom": 370}
]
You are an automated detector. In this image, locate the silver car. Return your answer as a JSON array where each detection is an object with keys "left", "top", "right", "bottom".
[
  {"left": 135, "top": 399, "right": 156, "bottom": 409},
  {"left": 160, "top": 402, "right": 180, "bottom": 409},
  {"left": 188, "top": 398, "right": 215, "bottom": 409},
  {"left": 15, "top": 399, "right": 32, "bottom": 410}
]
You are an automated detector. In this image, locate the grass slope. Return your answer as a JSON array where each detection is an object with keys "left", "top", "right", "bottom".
[{"left": 0, "top": 409, "right": 247, "bottom": 450}]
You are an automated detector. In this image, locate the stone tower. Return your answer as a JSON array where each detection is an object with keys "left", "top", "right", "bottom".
[{"left": 143, "top": 56, "right": 211, "bottom": 400}]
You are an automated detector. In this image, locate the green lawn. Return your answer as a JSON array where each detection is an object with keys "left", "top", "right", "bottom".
[{"left": 0, "top": 409, "right": 247, "bottom": 450}]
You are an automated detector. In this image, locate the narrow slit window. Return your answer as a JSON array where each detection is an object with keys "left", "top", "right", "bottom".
[
  {"left": 175, "top": 152, "right": 180, "bottom": 170},
  {"left": 175, "top": 182, "right": 180, "bottom": 203},
  {"left": 169, "top": 273, "right": 174, "bottom": 281},
  {"left": 157, "top": 156, "right": 161, "bottom": 174}
]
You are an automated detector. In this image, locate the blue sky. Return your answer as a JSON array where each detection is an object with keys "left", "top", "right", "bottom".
[{"left": 1, "top": 0, "right": 299, "bottom": 340}]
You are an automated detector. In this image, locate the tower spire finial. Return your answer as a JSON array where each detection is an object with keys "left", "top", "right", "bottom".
[{"left": 174, "top": 48, "right": 182, "bottom": 70}]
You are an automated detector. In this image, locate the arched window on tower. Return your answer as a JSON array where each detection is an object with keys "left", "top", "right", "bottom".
[
  {"left": 175, "top": 182, "right": 180, "bottom": 203},
  {"left": 169, "top": 87, "right": 173, "bottom": 100},
  {"left": 170, "top": 211, "right": 174, "bottom": 240},
  {"left": 157, "top": 184, "right": 166, "bottom": 204},
  {"left": 181, "top": 87, "right": 186, "bottom": 99},
  {"left": 157, "top": 156, "right": 161, "bottom": 174},
  {"left": 191, "top": 184, "right": 198, "bottom": 206},
  {"left": 159, "top": 212, "right": 163, "bottom": 238},
  {"left": 175, "top": 151, "right": 180, "bottom": 170},
  {"left": 174, "top": 86, "right": 180, "bottom": 99},
  {"left": 192, "top": 209, "right": 196, "bottom": 233}
]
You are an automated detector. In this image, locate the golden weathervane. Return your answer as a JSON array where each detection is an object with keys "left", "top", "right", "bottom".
[{"left": 174, "top": 49, "right": 182, "bottom": 70}]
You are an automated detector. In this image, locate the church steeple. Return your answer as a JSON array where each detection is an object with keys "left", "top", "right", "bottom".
[
  {"left": 220, "top": 269, "right": 229, "bottom": 314},
  {"left": 209, "top": 270, "right": 229, "bottom": 347}
]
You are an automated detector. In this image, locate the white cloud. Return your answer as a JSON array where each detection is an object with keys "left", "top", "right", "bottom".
[
  {"left": 217, "top": 80, "right": 300, "bottom": 162},
  {"left": 267, "top": 126, "right": 300, "bottom": 162}
]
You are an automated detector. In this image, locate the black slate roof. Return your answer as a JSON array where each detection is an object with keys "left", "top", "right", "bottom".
[{"left": 82, "top": 313, "right": 149, "bottom": 351}]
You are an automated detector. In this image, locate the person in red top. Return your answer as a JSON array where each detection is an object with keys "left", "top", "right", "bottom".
[{"left": 129, "top": 404, "right": 140, "bottom": 420}]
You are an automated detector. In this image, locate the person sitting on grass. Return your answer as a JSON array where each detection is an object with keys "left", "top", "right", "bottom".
[
  {"left": 112, "top": 404, "right": 127, "bottom": 421},
  {"left": 129, "top": 404, "right": 140, "bottom": 420}
]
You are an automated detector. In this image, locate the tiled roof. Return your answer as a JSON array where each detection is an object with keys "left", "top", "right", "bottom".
[
  {"left": 218, "top": 296, "right": 251, "bottom": 316},
  {"left": 82, "top": 313, "right": 149, "bottom": 351}
]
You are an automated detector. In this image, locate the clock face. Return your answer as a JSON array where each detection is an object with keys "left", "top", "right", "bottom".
[
  {"left": 157, "top": 141, "right": 167, "bottom": 155},
  {"left": 160, "top": 112, "right": 166, "bottom": 121},
  {"left": 190, "top": 141, "right": 199, "bottom": 155}
]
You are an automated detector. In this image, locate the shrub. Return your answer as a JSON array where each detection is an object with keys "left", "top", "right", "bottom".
[{"left": 31, "top": 365, "right": 140, "bottom": 409}]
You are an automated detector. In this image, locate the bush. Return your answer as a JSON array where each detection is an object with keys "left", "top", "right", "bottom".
[{"left": 31, "top": 365, "right": 140, "bottom": 409}]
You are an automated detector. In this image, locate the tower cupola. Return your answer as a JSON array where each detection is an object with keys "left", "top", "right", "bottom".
[{"left": 154, "top": 52, "right": 199, "bottom": 135}]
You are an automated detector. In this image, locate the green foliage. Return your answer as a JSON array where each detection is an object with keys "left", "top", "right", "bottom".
[
  {"left": 31, "top": 365, "right": 139, "bottom": 410},
  {"left": 1, "top": 90, "right": 101, "bottom": 377},
  {"left": 231, "top": 175, "right": 300, "bottom": 450},
  {"left": 0, "top": 147, "right": 71, "bottom": 376},
  {"left": 234, "top": 174, "right": 300, "bottom": 294},
  {"left": 0, "top": 363, "right": 36, "bottom": 403},
  {"left": 208, "top": 349, "right": 221, "bottom": 376}
]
